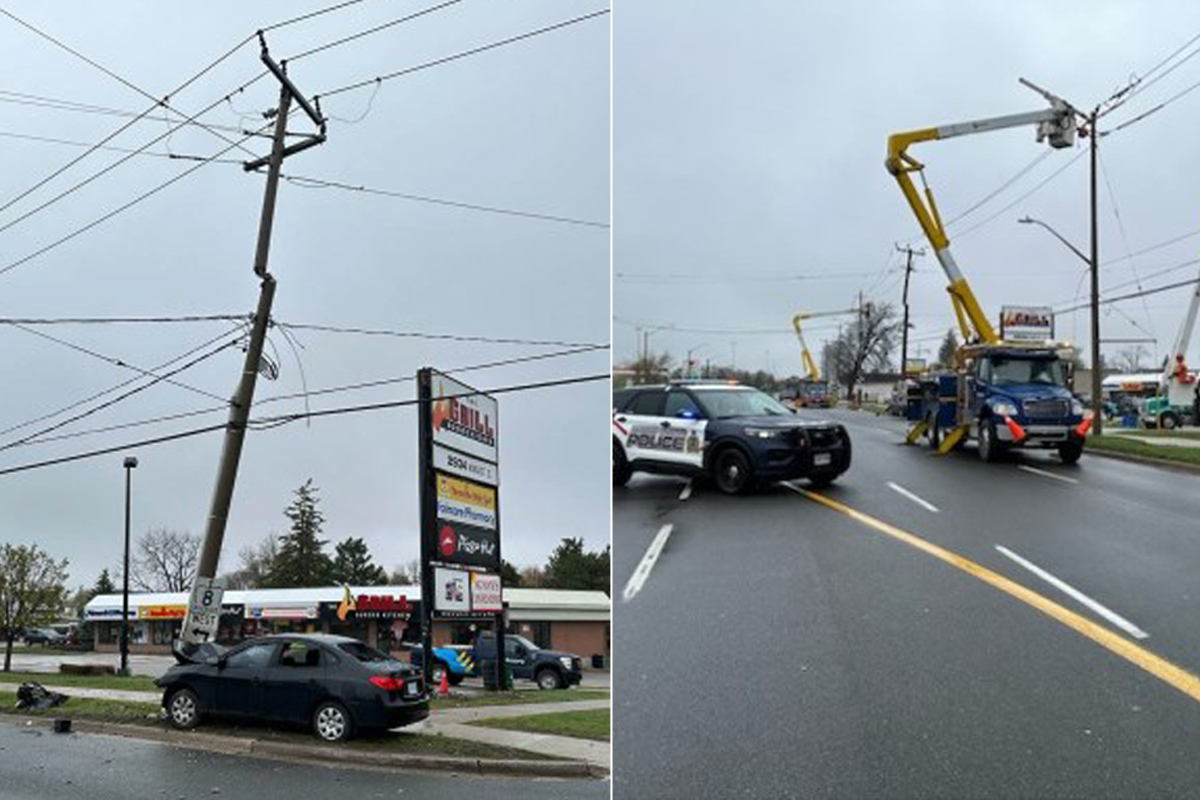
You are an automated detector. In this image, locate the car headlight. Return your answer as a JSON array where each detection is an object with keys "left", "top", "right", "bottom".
[
  {"left": 992, "top": 401, "right": 1019, "bottom": 417},
  {"left": 743, "top": 427, "right": 780, "bottom": 439},
  {"left": 559, "top": 656, "right": 573, "bottom": 669},
  {"left": 1071, "top": 399, "right": 1084, "bottom": 415}
]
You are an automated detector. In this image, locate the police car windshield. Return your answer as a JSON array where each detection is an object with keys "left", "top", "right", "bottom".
[
  {"left": 693, "top": 388, "right": 791, "bottom": 418},
  {"left": 991, "top": 357, "right": 1065, "bottom": 386}
]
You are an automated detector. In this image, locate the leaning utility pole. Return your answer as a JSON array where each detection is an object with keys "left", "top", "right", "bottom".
[
  {"left": 896, "top": 243, "right": 925, "bottom": 378},
  {"left": 1088, "top": 107, "right": 1103, "bottom": 435},
  {"left": 178, "top": 37, "right": 326, "bottom": 657}
]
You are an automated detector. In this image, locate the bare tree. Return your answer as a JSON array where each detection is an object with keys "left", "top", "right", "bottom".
[
  {"left": 824, "top": 303, "right": 902, "bottom": 399},
  {"left": 219, "top": 535, "right": 279, "bottom": 590},
  {"left": 628, "top": 351, "right": 672, "bottom": 384},
  {"left": 131, "top": 529, "right": 200, "bottom": 592},
  {"left": 1113, "top": 346, "right": 1150, "bottom": 374},
  {"left": 389, "top": 558, "right": 422, "bottom": 585}
]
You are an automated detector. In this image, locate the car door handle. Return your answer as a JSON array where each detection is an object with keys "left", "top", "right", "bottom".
[
  {"left": 659, "top": 420, "right": 671, "bottom": 428},
  {"left": 616, "top": 416, "right": 627, "bottom": 423}
]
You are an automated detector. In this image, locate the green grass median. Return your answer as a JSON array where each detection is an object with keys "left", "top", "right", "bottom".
[
  {"left": 0, "top": 670, "right": 159, "bottom": 692},
  {"left": 0, "top": 688, "right": 159, "bottom": 724},
  {"left": 1088, "top": 435, "right": 1200, "bottom": 467},
  {"left": 431, "top": 688, "right": 609, "bottom": 710},
  {"left": 469, "top": 708, "right": 610, "bottom": 742}
]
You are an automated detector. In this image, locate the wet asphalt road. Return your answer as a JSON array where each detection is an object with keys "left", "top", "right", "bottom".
[
  {"left": 0, "top": 721, "right": 606, "bottom": 800},
  {"left": 613, "top": 407, "right": 1200, "bottom": 799}
]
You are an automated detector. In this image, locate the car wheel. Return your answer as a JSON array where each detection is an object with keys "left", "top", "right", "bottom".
[
  {"left": 1058, "top": 441, "right": 1084, "bottom": 465},
  {"left": 713, "top": 448, "right": 753, "bottom": 495},
  {"left": 978, "top": 418, "right": 1001, "bottom": 463},
  {"left": 447, "top": 672, "right": 465, "bottom": 686},
  {"left": 535, "top": 668, "right": 564, "bottom": 690},
  {"left": 613, "top": 440, "right": 632, "bottom": 487},
  {"left": 313, "top": 700, "right": 353, "bottom": 743},
  {"left": 1161, "top": 411, "right": 1181, "bottom": 431},
  {"left": 166, "top": 688, "right": 201, "bottom": 730}
]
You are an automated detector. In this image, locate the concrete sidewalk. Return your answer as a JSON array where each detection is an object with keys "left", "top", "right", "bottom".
[{"left": 16, "top": 682, "right": 610, "bottom": 769}]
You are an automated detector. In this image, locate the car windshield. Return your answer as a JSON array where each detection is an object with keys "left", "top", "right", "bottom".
[
  {"left": 693, "top": 388, "right": 792, "bottom": 418},
  {"left": 990, "top": 357, "right": 1066, "bottom": 386},
  {"left": 337, "top": 641, "right": 397, "bottom": 664}
]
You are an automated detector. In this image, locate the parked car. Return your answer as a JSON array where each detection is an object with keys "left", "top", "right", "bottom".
[
  {"left": 156, "top": 634, "right": 428, "bottom": 742},
  {"left": 23, "top": 628, "right": 66, "bottom": 646}
]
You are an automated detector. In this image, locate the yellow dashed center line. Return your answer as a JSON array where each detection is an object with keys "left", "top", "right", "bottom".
[{"left": 784, "top": 483, "right": 1200, "bottom": 706}]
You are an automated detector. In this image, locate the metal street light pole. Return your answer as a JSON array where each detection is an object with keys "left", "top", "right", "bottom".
[
  {"left": 1018, "top": 208, "right": 1102, "bottom": 434},
  {"left": 120, "top": 455, "right": 137, "bottom": 675},
  {"left": 686, "top": 343, "right": 709, "bottom": 378}
]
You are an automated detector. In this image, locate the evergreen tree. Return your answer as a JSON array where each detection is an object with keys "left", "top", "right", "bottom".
[
  {"left": 332, "top": 537, "right": 388, "bottom": 586},
  {"left": 266, "top": 480, "right": 335, "bottom": 587},
  {"left": 93, "top": 569, "right": 116, "bottom": 595},
  {"left": 542, "top": 538, "right": 610, "bottom": 596},
  {"left": 937, "top": 329, "right": 959, "bottom": 368},
  {"left": 500, "top": 559, "right": 522, "bottom": 588}
]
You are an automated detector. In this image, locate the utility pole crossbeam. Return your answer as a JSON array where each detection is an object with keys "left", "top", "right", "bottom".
[{"left": 178, "top": 40, "right": 326, "bottom": 658}]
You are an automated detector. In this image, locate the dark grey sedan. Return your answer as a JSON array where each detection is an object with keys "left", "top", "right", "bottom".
[{"left": 155, "top": 633, "right": 428, "bottom": 742}]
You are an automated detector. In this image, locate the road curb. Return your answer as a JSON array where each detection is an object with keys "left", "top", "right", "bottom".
[
  {"left": 6, "top": 717, "right": 603, "bottom": 778},
  {"left": 1085, "top": 445, "right": 1200, "bottom": 474}
]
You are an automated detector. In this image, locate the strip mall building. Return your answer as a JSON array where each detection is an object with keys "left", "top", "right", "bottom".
[{"left": 83, "top": 585, "right": 610, "bottom": 665}]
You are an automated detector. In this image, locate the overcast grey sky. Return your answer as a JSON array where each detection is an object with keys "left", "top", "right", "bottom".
[
  {"left": 0, "top": 1, "right": 609, "bottom": 590},
  {"left": 616, "top": 1, "right": 1200, "bottom": 377}
]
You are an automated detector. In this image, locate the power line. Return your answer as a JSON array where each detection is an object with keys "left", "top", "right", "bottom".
[
  {"left": 1056, "top": 275, "right": 1200, "bottom": 315},
  {"left": 943, "top": 150, "right": 1053, "bottom": 229},
  {"left": 1097, "top": 149, "right": 1156, "bottom": 337},
  {"left": 0, "top": 126, "right": 246, "bottom": 164},
  {"left": 275, "top": 321, "right": 606, "bottom": 348},
  {"left": 1106, "top": 72, "right": 1200, "bottom": 134},
  {"left": 0, "top": 372, "right": 609, "bottom": 477},
  {"left": 0, "top": 90, "right": 252, "bottom": 135},
  {"left": 0, "top": 119, "right": 271, "bottom": 279},
  {"left": 281, "top": 174, "right": 609, "bottom": 228},
  {"left": 0, "top": 14, "right": 260, "bottom": 219},
  {"left": 0, "top": 314, "right": 248, "bottom": 325},
  {"left": 952, "top": 148, "right": 1088, "bottom": 240},
  {"left": 6, "top": 322, "right": 232, "bottom": 404},
  {"left": 0, "top": 335, "right": 241, "bottom": 453},
  {"left": 287, "top": 0, "right": 469, "bottom": 62},
  {"left": 1100, "top": 31, "right": 1200, "bottom": 118},
  {"left": 261, "top": 0, "right": 387, "bottom": 31},
  {"left": 0, "top": 323, "right": 245, "bottom": 439},
  {"left": 316, "top": 8, "right": 610, "bottom": 98},
  {"left": 12, "top": 342, "right": 609, "bottom": 448}
]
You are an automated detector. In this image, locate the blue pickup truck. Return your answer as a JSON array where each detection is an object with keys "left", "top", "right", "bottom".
[
  {"left": 908, "top": 344, "right": 1088, "bottom": 463},
  {"left": 410, "top": 634, "right": 584, "bottom": 690}
]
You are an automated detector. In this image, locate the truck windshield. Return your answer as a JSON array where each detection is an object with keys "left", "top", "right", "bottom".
[
  {"left": 693, "top": 388, "right": 792, "bottom": 418},
  {"left": 800, "top": 382, "right": 828, "bottom": 397},
  {"left": 990, "top": 357, "right": 1065, "bottom": 386}
]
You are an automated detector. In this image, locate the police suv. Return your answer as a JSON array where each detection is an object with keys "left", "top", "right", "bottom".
[{"left": 613, "top": 381, "right": 852, "bottom": 494}]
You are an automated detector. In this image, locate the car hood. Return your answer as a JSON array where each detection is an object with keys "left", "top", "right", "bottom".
[
  {"left": 533, "top": 649, "right": 581, "bottom": 661},
  {"left": 717, "top": 415, "right": 837, "bottom": 429}
]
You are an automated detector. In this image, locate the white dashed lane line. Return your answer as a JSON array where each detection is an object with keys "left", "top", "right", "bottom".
[
  {"left": 622, "top": 523, "right": 674, "bottom": 602},
  {"left": 886, "top": 481, "right": 940, "bottom": 513},
  {"left": 995, "top": 544, "right": 1149, "bottom": 639},
  {"left": 679, "top": 481, "right": 692, "bottom": 501},
  {"left": 1018, "top": 464, "right": 1080, "bottom": 484}
]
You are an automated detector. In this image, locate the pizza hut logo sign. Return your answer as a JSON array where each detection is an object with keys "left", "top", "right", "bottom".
[{"left": 439, "top": 525, "right": 458, "bottom": 557}]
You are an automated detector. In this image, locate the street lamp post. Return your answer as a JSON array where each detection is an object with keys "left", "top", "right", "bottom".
[
  {"left": 1019, "top": 214, "right": 1103, "bottom": 435},
  {"left": 120, "top": 456, "right": 137, "bottom": 675},
  {"left": 686, "top": 343, "right": 709, "bottom": 378}
]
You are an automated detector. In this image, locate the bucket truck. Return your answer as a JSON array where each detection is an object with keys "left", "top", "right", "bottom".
[
  {"left": 886, "top": 80, "right": 1090, "bottom": 463},
  {"left": 1145, "top": 266, "right": 1200, "bottom": 428},
  {"left": 792, "top": 308, "right": 860, "bottom": 407}
]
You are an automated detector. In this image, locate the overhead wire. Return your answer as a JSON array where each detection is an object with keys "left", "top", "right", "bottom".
[
  {"left": 314, "top": 8, "right": 611, "bottom": 99},
  {"left": 286, "top": 0, "right": 469, "bottom": 62},
  {"left": 11, "top": 342, "right": 609, "bottom": 449},
  {"left": 274, "top": 321, "right": 606, "bottom": 348},
  {"left": 1097, "top": 149, "right": 1156, "bottom": 337},
  {"left": 0, "top": 373, "right": 609, "bottom": 476}
]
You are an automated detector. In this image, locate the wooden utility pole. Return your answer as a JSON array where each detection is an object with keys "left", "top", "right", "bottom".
[
  {"left": 896, "top": 244, "right": 925, "bottom": 378},
  {"left": 180, "top": 38, "right": 326, "bottom": 655}
]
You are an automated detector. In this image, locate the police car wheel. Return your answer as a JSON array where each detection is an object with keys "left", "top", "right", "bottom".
[
  {"left": 713, "top": 448, "right": 753, "bottom": 495},
  {"left": 808, "top": 471, "right": 838, "bottom": 489},
  {"left": 613, "top": 441, "right": 632, "bottom": 486},
  {"left": 447, "top": 672, "right": 464, "bottom": 686}
]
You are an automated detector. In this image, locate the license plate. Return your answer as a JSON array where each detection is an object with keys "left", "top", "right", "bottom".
[
  {"left": 407, "top": 681, "right": 420, "bottom": 696},
  {"left": 814, "top": 453, "right": 832, "bottom": 466}
]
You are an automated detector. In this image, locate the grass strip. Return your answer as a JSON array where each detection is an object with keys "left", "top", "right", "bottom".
[
  {"left": 431, "top": 688, "right": 608, "bottom": 710},
  {"left": 469, "top": 708, "right": 610, "bottom": 741},
  {"left": 0, "top": 669, "right": 158, "bottom": 692},
  {"left": 0, "top": 689, "right": 556, "bottom": 761},
  {"left": 1088, "top": 435, "right": 1200, "bottom": 467}
]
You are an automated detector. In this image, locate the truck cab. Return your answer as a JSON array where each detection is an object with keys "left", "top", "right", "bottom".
[{"left": 911, "top": 345, "right": 1088, "bottom": 464}]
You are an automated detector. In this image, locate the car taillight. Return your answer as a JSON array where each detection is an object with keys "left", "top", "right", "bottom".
[{"left": 370, "top": 675, "right": 403, "bottom": 691}]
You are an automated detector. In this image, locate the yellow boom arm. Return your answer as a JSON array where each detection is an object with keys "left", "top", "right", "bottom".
[
  {"left": 885, "top": 82, "right": 1076, "bottom": 345},
  {"left": 793, "top": 307, "right": 859, "bottom": 381}
]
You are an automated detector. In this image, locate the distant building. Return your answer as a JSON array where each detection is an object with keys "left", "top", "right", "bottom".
[{"left": 84, "top": 585, "right": 611, "bottom": 665}]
